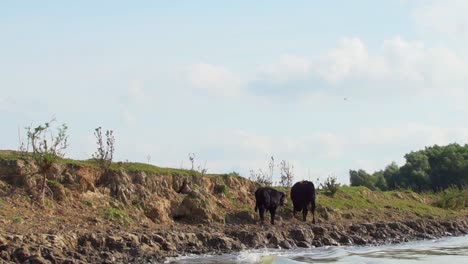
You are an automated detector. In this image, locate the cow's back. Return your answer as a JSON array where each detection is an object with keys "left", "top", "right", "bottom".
[{"left": 290, "top": 181, "right": 315, "bottom": 207}]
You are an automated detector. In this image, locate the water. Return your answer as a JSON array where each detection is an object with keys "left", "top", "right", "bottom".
[{"left": 166, "top": 235, "right": 468, "bottom": 263}]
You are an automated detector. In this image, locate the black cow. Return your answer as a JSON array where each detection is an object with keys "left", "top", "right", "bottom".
[
  {"left": 254, "top": 187, "right": 286, "bottom": 225},
  {"left": 290, "top": 180, "right": 316, "bottom": 224}
]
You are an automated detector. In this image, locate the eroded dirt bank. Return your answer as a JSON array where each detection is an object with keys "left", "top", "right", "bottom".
[
  {"left": 1, "top": 219, "right": 467, "bottom": 263},
  {"left": 0, "top": 154, "right": 467, "bottom": 263}
]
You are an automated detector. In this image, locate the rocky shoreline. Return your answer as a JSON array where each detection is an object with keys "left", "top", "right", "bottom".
[{"left": 1, "top": 218, "right": 467, "bottom": 263}]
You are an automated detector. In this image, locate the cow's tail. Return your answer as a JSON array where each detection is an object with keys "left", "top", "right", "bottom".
[{"left": 254, "top": 204, "right": 258, "bottom": 212}]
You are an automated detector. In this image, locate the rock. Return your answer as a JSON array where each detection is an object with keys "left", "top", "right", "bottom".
[
  {"left": 145, "top": 199, "right": 173, "bottom": 224},
  {"left": 174, "top": 190, "right": 225, "bottom": 223},
  {"left": 229, "top": 230, "right": 266, "bottom": 248},
  {"left": 105, "top": 236, "right": 125, "bottom": 252},
  {"left": 0, "top": 235, "right": 8, "bottom": 251},
  {"left": 312, "top": 240, "right": 323, "bottom": 247},
  {"left": 296, "top": 241, "right": 311, "bottom": 248},
  {"left": 207, "top": 236, "right": 235, "bottom": 251},
  {"left": 322, "top": 236, "right": 339, "bottom": 246},
  {"left": 312, "top": 226, "right": 326, "bottom": 236},
  {"left": 225, "top": 211, "right": 256, "bottom": 224},
  {"left": 289, "top": 228, "right": 313, "bottom": 243},
  {"left": 28, "top": 255, "right": 51, "bottom": 264},
  {"left": 279, "top": 240, "right": 292, "bottom": 249},
  {"left": 351, "top": 235, "right": 368, "bottom": 245},
  {"left": 350, "top": 224, "right": 366, "bottom": 234},
  {"left": 13, "top": 247, "right": 30, "bottom": 262},
  {"left": 339, "top": 235, "right": 353, "bottom": 245}
]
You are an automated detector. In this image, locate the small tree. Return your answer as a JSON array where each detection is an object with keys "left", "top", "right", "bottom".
[
  {"left": 20, "top": 119, "right": 69, "bottom": 204},
  {"left": 188, "top": 153, "right": 195, "bottom": 170},
  {"left": 320, "top": 174, "right": 341, "bottom": 197},
  {"left": 249, "top": 156, "right": 274, "bottom": 186},
  {"left": 92, "top": 127, "right": 115, "bottom": 171},
  {"left": 279, "top": 160, "right": 294, "bottom": 187}
]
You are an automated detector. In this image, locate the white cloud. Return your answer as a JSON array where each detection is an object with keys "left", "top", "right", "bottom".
[
  {"left": 313, "top": 36, "right": 468, "bottom": 94},
  {"left": 128, "top": 79, "right": 148, "bottom": 104},
  {"left": 356, "top": 123, "right": 468, "bottom": 148},
  {"left": 188, "top": 63, "right": 244, "bottom": 96},
  {"left": 316, "top": 37, "right": 389, "bottom": 84},
  {"left": 412, "top": 0, "right": 468, "bottom": 39},
  {"left": 257, "top": 55, "right": 311, "bottom": 82}
]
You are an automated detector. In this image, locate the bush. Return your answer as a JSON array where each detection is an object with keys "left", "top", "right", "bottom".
[
  {"left": 103, "top": 207, "right": 132, "bottom": 224},
  {"left": 19, "top": 119, "right": 68, "bottom": 204},
  {"left": 433, "top": 187, "right": 467, "bottom": 210},
  {"left": 214, "top": 184, "right": 227, "bottom": 195},
  {"left": 320, "top": 175, "right": 341, "bottom": 197}
]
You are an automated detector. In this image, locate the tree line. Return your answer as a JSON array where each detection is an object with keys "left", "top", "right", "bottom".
[{"left": 350, "top": 143, "right": 468, "bottom": 192}]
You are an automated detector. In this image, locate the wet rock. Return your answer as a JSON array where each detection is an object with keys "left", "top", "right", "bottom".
[
  {"left": 351, "top": 235, "right": 368, "bottom": 245},
  {"left": 105, "top": 236, "right": 125, "bottom": 252},
  {"left": 296, "top": 241, "right": 311, "bottom": 248},
  {"left": 289, "top": 228, "right": 313, "bottom": 242},
  {"left": 13, "top": 247, "right": 30, "bottom": 262},
  {"left": 311, "top": 239, "right": 323, "bottom": 247},
  {"left": 322, "top": 236, "right": 339, "bottom": 246},
  {"left": 0, "top": 235, "right": 8, "bottom": 251},
  {"left": 338, "top": 235, "right": 353, "bottom": 245},
  {"left": 28, "top": 255, "right": 50, "bottom": 264},
  {"left": 279, "top": 240, "right": 292, "bottom": 249},
  {"left": 229, "top": 230, "right": 266, "bottom": 248},
  {"left": 207, "top": 236, "right": 235, "bottom": 251},
  {"left": 350, "top": 224, "right": 366, "bottom": 234},
  {"left": 312, "top": 226, "right": 326, "bottom": 236}
]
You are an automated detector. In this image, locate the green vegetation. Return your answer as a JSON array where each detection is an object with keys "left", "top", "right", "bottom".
[
  {"left": 350, "top": 144, "right": 468, "bottom": 192},
  {"left": 434, "top": 187, "right": 468, "bottom": 210},
  {"left": 317, "top": 186, "right": 461, "bottom": 218},
  {"left": 320, "top": 175, "right": 341, "bottom": 197},
  {"left": 46, "top": 179, "right": 61, "bottom": 188},
  {"left": 18, "top": 120, "right": 69, "bottom": 204},
  {"left": 103, "top": 207, "right": 132, "bottom": 224},
  {"left": 12, "top": 216, "right": 24, "bottom": 224},
  {"left": 92, "top": 127, "right": 115, "bottom": 171},
  {"left": 81, "top": 200, "right": 93, "bottom": 207},
  {"left": 214, "top": 184, "right": 227, "bottom": 195}
]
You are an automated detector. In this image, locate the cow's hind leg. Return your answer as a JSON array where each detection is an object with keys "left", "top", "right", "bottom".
[
  {"left": 270, "top": 207, "right": 277, "bottom": 225},
  {"left": 311, "top": 200, "right": 316, "bottom": 224},
  {"left": 302, "top": 207, "right": 308, "bottom": 222},
  {"left": 258, "top": 207, "right": 265, "bottom": 225}
]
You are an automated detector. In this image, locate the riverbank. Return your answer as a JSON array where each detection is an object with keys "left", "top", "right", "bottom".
[
  {"left": 1, "top": 218, "right": 467, "bottom": 263},
  {"left": 0, "top": 150, "right": 467, "bottom": 263}
]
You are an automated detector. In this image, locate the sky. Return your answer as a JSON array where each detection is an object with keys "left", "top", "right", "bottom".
[{"left": 1, "top": 0, "right": 468, "bottom": 184}]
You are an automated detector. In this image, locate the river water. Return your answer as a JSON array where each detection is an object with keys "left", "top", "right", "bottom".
[{"left": 166, "top": 235, "right": 468, "bottom": 263}]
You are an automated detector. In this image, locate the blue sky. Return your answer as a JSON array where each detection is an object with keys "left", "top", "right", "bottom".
[{"left": 2, "top": 1, "right": 468, "bottom": 184}]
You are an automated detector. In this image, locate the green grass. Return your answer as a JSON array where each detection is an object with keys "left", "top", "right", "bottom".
[
  {"left": 316, "top": 186, "right": 461, "bottom": 218},
  {"left": 433, "top": 187, "right": 467, "bottom": 210},
  {"left": 103, "top": 207, "right": 132, "bottom": 224},
  {"left": 46, "top": 179, "right": 61, "bottom": 188},
  {"left": 214, "top": 184, "right": 227, "bottom": 195},
  {"left": 12, "top": 216, "right": 24, "bottom": 224},
  {"left": 81, "top": 200, "right": 93, "bottom": 207}
]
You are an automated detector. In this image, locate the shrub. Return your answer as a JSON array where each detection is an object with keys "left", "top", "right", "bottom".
[
  {"left": 103, "top": 207, "right": 132, "bottom": 224},
  {"left": 92, "top": 127, "right": 115, "bottom": 171},
  {"left": 13, "top": 216, "right": 24, "bottom": 224},
  {"left": 278, "top": 160, "right": 294, "bottom": 187},
  {"left": 249, "top": 156, "right": 274, "bottom": 187},
  {"left": 19, "top": 119, "right": 68, "bottom": 204},
  {"left": 214, "top": 184, "right": 227, "bottom": 195},
  {"left": 433, "top": 187, "right": 467, "bottom": 210},
  {"left": 320, "top": 175, "right": 341, "bottom": 197}
]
